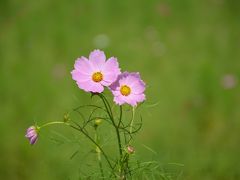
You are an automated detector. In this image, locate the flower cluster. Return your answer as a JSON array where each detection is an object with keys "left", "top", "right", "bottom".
[
  {"left": 71, "top": 49, "right": 146, "bottom": 106},
  {"left": 25, "top": 50, "right": 147, "bottom": 179}
]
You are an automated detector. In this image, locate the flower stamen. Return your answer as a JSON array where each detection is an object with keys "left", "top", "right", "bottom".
[
  {"left": 120, "top": 85, "right": 131, "bottom": 96},
  {"left": 92, "top": 72, "right": 103, "bottom": 82}
]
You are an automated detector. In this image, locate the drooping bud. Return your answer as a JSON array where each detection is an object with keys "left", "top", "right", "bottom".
[
  {"left": 63, "top": 113, "right": 70, "bottom": 123},
  {"left": 94, "top": 119, "right": 102, "bottom": 128},
  {"left": 25, "top": 126, "right": 39, "bottom": 145}
]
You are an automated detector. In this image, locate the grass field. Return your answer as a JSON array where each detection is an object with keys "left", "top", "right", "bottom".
[{"left": 0, "top": 0, "right": 240, "bottom": 179}]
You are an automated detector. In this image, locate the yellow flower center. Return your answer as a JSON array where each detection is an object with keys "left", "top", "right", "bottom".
[
  {"left": 92, "top": 72, "right": 103, "bottom": 82},
  {"left": 120, "top": 85, "right": 131, "bottom": 96}
]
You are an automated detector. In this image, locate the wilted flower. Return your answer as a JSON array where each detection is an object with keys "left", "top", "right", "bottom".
[
  {"left": 127, "top": 145, "right": 135, "bottom": 154},
  {"left": 110, "top": 72, "right": 146, "bottom": 106},
  {"left": 71, "top": 50, "right": 121, "bottom": 93},
  {"left": 25, "top": 126, "right": 39, "bottom": 145}
]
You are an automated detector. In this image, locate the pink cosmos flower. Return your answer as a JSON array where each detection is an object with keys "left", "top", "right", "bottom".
[
  {"left": 25, "top": 126, "right": 38, "bottom": 145},
  {"left": 110, "top": 72, "right": 146, "bottom": 106},
  {"left": 71, "top": 50, "right": 121, "bottom": 93}
]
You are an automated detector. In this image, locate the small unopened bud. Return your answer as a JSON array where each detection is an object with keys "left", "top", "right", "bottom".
[
  {"left": 96, "top": 146, "right": 101, "bottom": 153},
  {"left": 94, "top": 119, "right": 102, "bottom": 128},
  {"left": 63, "top": 113, "right": 70, "bottom": 123},
  {"left": 127, "top": 145, "right": 135, "bottom": 154}
]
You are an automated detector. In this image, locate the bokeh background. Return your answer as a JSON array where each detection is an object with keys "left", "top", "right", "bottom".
[{"left": 0, "top": 0, "right": 240, "bottom": 179}]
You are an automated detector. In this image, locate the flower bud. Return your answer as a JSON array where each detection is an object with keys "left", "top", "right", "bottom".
[
  {"left": 96, "top": 146, "right": 101, "bottom": 153},
  {"left": 25, "top": 126, "right": 39, "bottom": 145},
  {"left": 94, "top": 119, "right": 102, "bottom": 128},
  {"left": 63, "top": 113, "right": 70, "bottom": 123},
  {"left": 127, "top": 145, "right": 135, "bottom": 154}
]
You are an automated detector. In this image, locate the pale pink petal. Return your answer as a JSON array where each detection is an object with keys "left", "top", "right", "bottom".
[
  {"left": 87, "top": 82, "right": 104, "bottom": 93},
  {"left": 132, "top": 94, "right": 146, "bottom": 103},
  {"left": 125, "top": 98, "right": 137, "bottom": 106},
  {"left": 101, "top": 57, "right": 121, "bottom": 86},
  {"left": 109, "top": 72, "right": 129, "bottom": 90},
  {"left": 89, "top": 49, "right": 106, "bottom": 69},
  {"left": 118, "top": 78, "right": 128, "bottom": 86},
  {"left": 123, "top": 75, "right": 141, "bottom": 86},
  {"left": 74, "top": 57, "right": 94, "bottom": 75},
  {"left": 113, "top": 95, "right": 125, "bottom": 105},
  {"left": 101, "top": 57, "right": 121, "bottom": 74},
  {"left": 111, "top": 89, "right": 121, "bottom": 97},
  {"left": 130, "top": 81, "right": 146, "bottom": 94},
  {"left": 125, "top": 94, "right": 145, "bottom": 106},
  {"left": 71, "top": 70, "right": 91, "bottom": 82},
  {"left": 124, "top": 95, "right": 137, "bottom": 106},
  {"left": 101, "top": 74, "right": 116, "bottom": 86},
  {"left": 77, "top": 81, "right": 104, "bottom": 93}
]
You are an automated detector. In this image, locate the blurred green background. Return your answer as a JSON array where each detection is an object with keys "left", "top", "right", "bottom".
[{"left": 0, "top": 0, "right": 240, "bottom": 179}]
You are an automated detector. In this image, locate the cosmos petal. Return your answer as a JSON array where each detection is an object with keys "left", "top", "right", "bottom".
[
  {"left": 74, "top": 56, "right": 94, "bottom": 75},
  {"left": 101, "top": 57, "right": 121, "bottom": 86},
  {"left": 89, "top": 49, "right": 106, "bottom": 69},
  {"left": 77, "top": 81, "right": 104, "bottom": 93},
  {"left": 71, "top": 70, "right": 91, "bottom": 82}
]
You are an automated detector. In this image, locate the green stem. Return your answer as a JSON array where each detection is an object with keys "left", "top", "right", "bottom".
[
  {"left": 98, "top": 94, "right": 124, "bottom": 175},
  {"left": 118, "top": 106, "right": 123, "bottom": 128},
  {"left": 95, "top": 129, "right": 104, "bottom": 179},
  {"left": 99, "top": 94, "right": 113, "bottom": 119},
  {"left": 118, "top": 106, "right": 127, "bottom": 145},
  {"left": 129, "top": 107, "right": 135, "bottom": 138},
  {"left": 98, "top": 94, "right": 123, "bottom": 156},
  {"left": 39, "top": 121, "right": 68, "bottom": 129},
  {"left": 98, "top": 159, "right": 104, "bottom": 179}
]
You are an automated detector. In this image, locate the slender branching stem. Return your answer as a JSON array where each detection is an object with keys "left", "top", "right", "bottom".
[
  {"left": 98, "top": 94, "right": 123, "bottom": 156},
  {"left": 118, "top": 106, "right": 123, "bottom": 128},
  {"left": 98, "top": 94, "right": 124, "bottom": 176},
  {"left": 129, "top": 107, "right": 136, "bottom": 143},
  {"left": 39, "top": 121, "right": 67, "bottom": 129},
  {"left": 95, "top": 129, "right": 104, "bottom": 178},
  {"left": 69, "top": 124, "right": 114, "bottom": 172}
]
